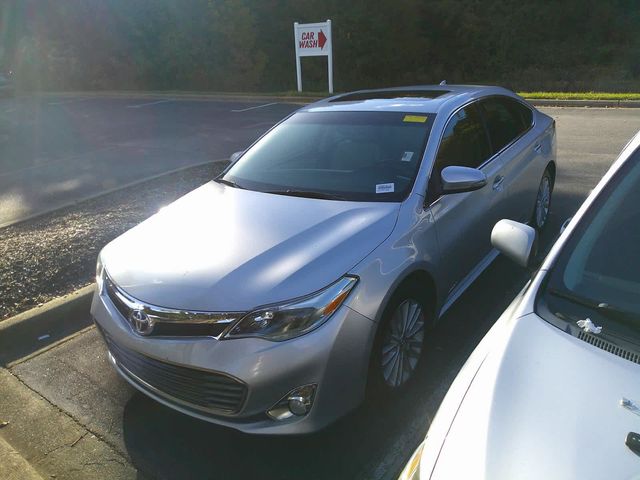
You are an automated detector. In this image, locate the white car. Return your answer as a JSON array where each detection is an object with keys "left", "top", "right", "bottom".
[{"left": 399, "top": 130, "right": 640, "bottom": 480}]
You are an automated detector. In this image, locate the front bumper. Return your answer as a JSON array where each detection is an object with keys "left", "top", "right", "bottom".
[{"left": 91, "top": 286, "right": 377, "bottom": 434}]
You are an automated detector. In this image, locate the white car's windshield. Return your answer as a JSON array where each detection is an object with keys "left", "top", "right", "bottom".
[
  {"left": 219, "top": 111, "right": 434, "bottom": 202},
  {"left": 538, "top": 148, "right": 640, "bottom": 344}
]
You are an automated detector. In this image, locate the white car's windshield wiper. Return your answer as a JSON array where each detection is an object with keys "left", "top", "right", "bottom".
[
  {"left": 263, "top": 189, "right": 346, "bottom": 201},
  {"left": 548, "top": 287, "right": 640, "bottom": 324},
  {"left": 216, "top": 178, "right": 245, "bottom": 189}
]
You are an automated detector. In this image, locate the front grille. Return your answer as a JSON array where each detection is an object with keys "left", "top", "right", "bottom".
[
  {"left": 578, "top": 331, "right": 640, "bottom": 365},
  {"left": 103, "top": 274, "right": 239, "bottom": 338},
  {"left": 105, "top": 275, "right": 132, "bottom": 319},
  {"left": 102, "top": 331, "right": 247, "bottom": 414}
]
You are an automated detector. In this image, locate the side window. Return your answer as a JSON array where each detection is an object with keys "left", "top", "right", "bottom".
[
  {"left": 429, "top": 103, "right": 490, "bottom": 200},
  {"left": 480, "top": 97, "right": 530, "bottom": 153},
  {"left": 512, "top": 100, "right": 533, "bottom": 130}
]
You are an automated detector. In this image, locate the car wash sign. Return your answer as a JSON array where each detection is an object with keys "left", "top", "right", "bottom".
[{"left": 294, "top": 20, "right": 333, "bottom": 93}]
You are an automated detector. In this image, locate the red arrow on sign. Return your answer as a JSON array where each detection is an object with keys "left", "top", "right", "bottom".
[{"left": 318, "top": 30, "right": 327, "bottom": 49}]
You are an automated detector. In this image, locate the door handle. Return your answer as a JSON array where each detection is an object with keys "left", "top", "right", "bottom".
[
  {"left": 534, "top": 143, "right": 542, "bottom": 153},
  {"left": 492, "top": 175, "right": 505, "bottom": 191}
]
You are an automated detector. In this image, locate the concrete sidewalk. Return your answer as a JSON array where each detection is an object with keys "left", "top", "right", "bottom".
[
  {"left": 0, "top": 434, "right": 43, "bottom": 480},
  {"left": 0, "top": 367, "right": 136, "bottom": 479}
]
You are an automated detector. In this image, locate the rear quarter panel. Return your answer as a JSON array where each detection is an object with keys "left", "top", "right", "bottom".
[{"left": 506, "top": 110, "right": 556, "bottom": 223}]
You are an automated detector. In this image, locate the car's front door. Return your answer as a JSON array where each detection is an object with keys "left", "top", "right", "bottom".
[{"left": 427, "top": 102, "right": 508, "bottom": 310}]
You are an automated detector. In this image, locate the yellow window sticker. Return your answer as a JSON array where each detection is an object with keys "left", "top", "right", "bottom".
[{"left": 403, "top": 115, "right": 428, "bottom": 123}]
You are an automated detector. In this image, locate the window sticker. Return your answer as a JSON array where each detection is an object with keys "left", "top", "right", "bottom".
[
  {"left": 401, "top": 151, "right": 414, "bottom": 162},
  {"left": 403, "top": 115, "right": 427, "bottom": 123},
  {"left": 376, "top": 183, "right": 395, "bottom": 194}
]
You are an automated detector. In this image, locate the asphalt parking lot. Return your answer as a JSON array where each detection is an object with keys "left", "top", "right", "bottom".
[
  {"left": 1, "top": 100, "right": 640, "bottom": 479},
  {"left": 0, "top": 96, "right": 300, "bottom": 227}
]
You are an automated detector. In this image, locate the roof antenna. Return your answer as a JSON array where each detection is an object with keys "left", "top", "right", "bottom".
[{"left": 439, "top": 80, "right": 447, "bottom": 85}]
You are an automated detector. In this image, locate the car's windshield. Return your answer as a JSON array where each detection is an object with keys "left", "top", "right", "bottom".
[
  {"left": 220, "top": 111, "right": 434, "bottom": 202},
  {"left": 537, "top": 147, "right": 640, "bottom": 345}
]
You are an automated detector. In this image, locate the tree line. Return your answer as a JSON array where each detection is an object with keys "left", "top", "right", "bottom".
[{"left": 2, "top": 0, "right": 639, "bottom": 93}]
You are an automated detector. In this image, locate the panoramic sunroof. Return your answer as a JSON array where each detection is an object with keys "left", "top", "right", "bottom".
[{"left": 329, "top": 90, "right": 449, "bottom": 102}]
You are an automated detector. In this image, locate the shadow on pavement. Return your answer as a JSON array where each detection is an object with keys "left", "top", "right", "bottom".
[{"left": 122, "top": 381, "right": 428, "bottom": 480}]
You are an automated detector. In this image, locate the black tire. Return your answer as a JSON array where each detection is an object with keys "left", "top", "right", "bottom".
[
  {"left": 531, "top": 168, "right": 554, "bottom": 230},
  {"left": 368, "top": 284, "right": 430, "bottom": 396}
]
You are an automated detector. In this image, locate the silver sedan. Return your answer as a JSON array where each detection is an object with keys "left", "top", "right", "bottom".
[{"left": 92, "top": 85, "right": 556, "bottom": 434}]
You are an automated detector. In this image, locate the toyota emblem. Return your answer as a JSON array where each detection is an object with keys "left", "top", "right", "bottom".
[{"left": 129, "top": 309, "right": 154, "bottom": 335}]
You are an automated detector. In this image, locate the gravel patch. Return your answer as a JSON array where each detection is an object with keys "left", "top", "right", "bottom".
[{"left": 0, "top": 162, "right": 227, "bottom": 320}]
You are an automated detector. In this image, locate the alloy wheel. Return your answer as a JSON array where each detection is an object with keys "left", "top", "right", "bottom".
[
  {"left": 535, "top": 175, "right": 551, "bottom": 228},
  {"left": 381, "top": 299, "right": 425, "bottom": 388}
]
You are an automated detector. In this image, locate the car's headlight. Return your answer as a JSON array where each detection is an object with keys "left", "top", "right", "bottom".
[
  {"left": 224, "top": 276, "right": 358, "bottom": 341},
  {"left": 96, "top": 254, "right": 105, "bottom": 292},
  {"left": 398, "top": 441, "right": 425, "bottom": 480}
]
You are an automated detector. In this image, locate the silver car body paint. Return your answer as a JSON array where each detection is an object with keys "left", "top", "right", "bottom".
[
  {"left": 416, "top": 130, "right": 640, "bottom": 478},
  {"left": 100, "top": 184, "right": 400, "bottom": 311},
  {"left": 92, "top": 85, "right": 556, "bottom": 434}
]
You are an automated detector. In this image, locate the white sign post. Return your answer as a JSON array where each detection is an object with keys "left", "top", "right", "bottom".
[{"left": 293, "top": 20, "right": 333, "bottom": 93}]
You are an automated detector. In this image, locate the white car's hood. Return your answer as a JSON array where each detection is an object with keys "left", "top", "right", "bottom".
[
  {"left": 432, "top": 313, "right": 640, "bottom": 480},
  {"left": 102, "top": 181, "right": 399, "bottom": 311}
]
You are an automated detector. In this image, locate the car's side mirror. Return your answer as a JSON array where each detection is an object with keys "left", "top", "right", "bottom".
[
  {"left": 491, "top": 219, "right": 538, "bottom": 268},
  {"left": 441, "top": 166, "right": 487, "bottom": 194},
  {"left": 229, "top": 151, "right": 244, "bottom": 165}
]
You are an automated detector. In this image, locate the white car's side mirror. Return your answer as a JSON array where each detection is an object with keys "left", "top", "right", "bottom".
[{"left": 491, "top": 219, "right": 538, "bottom": 268}]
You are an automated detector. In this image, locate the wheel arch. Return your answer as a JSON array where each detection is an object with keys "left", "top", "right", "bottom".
[
  {"left": 546, "top": 160, "right": 557, "bottom": 187},
  {"left": 373, "top": 265, "right": 440, "bottom": 327},
  {"left": 364, "top": 265, "right": 440, "bottom": 392}
]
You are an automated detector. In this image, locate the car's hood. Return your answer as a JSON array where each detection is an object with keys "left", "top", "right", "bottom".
[
  {"left": 102, "top": 181, "right": 399, "bottom": 311},
  {"left": 431, "top": 313, "right": 640, "bottom": 480}
]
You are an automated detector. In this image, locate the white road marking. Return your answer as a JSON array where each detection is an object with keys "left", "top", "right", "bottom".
[
  {"left": 3, "top": 108, "right": 15, "bottom": 113},
  {"left": 126, "top": 99, "right": 172, "bottom": 109},
  {"left": 231, "top": 102, "right": 279, "bottom": 112},
  {"left": 242, "top": 121, "right": 276, "bottom": 129},
  {"left": 48, "top": 98, "right": 90, "bottom": 106}
]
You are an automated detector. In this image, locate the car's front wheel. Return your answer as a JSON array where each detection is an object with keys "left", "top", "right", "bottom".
[{"left": 369, "top": 285, "right": 428, "bottom": 392}]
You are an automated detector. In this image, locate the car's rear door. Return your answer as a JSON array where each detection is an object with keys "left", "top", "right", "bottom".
[
  {"left": 427, "top": 101, "right": 506, "bottom": 309},
  {"left": 478, "top": 96, "right": 541, "bottom": 224}
]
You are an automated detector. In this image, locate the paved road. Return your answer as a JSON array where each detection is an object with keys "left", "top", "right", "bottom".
[
  {"left": 1, "top": 107, "right": 640, "bottom": 479},
  {"left": 0, "top": 95, "right": 299, "bottom": 227},
  {"left": 1, "top": 96, "right": 639, "bottom": 229}
]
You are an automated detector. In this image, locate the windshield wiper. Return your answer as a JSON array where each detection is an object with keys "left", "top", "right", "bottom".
[
  {"left": 216, "top": 178, "right": 244, "bottom": 189},
  {"left": 263, "top": 189, "right": 346, "bottom": 200},
  {"left": 548, "top": 288, "right": 640, "bottom": 324}
]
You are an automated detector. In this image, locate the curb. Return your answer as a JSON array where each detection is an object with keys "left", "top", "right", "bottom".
[
  {"left": 527, "top": 98, "right": 640, "bottom": 108},
  {"left": 0, "top": 284, "right": 95, "bottom": 365},
  {"left": 0, "top": 159, "right": 229, "bottom": 230},
  {"left": 38, "top": 91, "right": 640, "bottom": 108},
  {"left": 38, "top": 91, "right": 322, "bottom": 105}
]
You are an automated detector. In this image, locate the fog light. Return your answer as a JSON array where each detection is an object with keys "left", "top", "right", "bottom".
[{"left": 267, "top": 384, "right": 316, "bottom": 421}]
